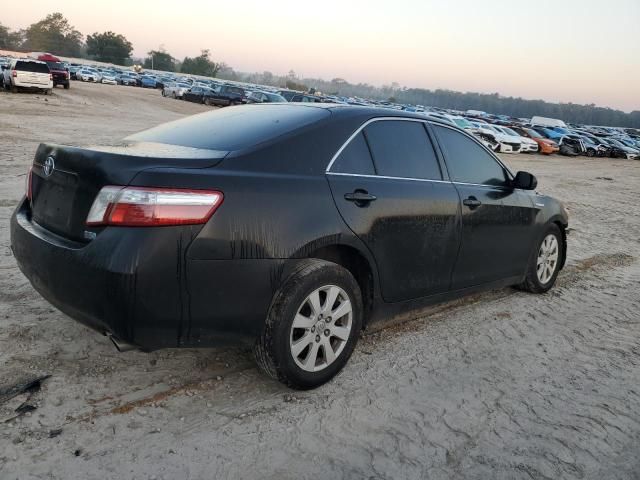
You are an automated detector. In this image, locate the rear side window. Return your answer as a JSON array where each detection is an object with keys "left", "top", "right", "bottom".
[
  {"left": 432, "top": 125, "right": 508, "bottom": 186},
  {"left": 331, "top": 132, "right": 375, "bottom": 175},
  {"left": 364, "top": 120, "right": 442, "bottom": 180},
  {"left": 16, "top": 61, "right": 49, "bottom": 73}
]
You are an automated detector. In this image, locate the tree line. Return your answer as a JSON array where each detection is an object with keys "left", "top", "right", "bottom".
[
  {"left": 1, "top": 13, "right": 637, "bottom": 128},
  {"left": 0, "top": 13, "right": 224, "bottom": 77}
]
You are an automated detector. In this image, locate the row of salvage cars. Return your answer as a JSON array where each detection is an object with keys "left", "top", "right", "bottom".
[
  {"left": 425, "top": 113, "right": 640, "bottom": 159},
  {"left": 6, "top": 55, "right": 638, "bottom": 158},
  {"left": 156, "top": 77, "right": 640, "bottom": 160}
]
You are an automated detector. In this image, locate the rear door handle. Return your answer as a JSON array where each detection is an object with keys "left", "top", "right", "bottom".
[
  {"left": 344, "top": 190, "right": 377, "bottom": 205},
  {"left": 463, "top": 196, "right": 482, "bottom": 209}
]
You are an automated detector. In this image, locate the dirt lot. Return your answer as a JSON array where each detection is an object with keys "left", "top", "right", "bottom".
[{"left": 1, "top": 82, "right": 639, "bottom": 479}]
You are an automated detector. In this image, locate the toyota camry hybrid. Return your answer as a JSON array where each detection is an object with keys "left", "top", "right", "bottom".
[{"left": 10, "top": 104, "right": 569, "bottom": 389}]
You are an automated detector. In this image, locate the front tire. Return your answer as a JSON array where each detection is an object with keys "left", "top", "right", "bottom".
[
  {"left": 518, "top": 224, "right": 564, "bottom": 293},
  {"left": 254, "top": 259, "right": 363, "bottom": 389}
]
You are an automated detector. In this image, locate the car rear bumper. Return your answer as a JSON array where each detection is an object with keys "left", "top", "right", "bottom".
[
  {"left": 14, "top": 80, "right": 53, "bottom": 89},
  {"left": 10, "top": 199, "right": 285, "bottom": 350}
]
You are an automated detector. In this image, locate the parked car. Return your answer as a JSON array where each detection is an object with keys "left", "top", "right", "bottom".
[
  {"left": 557, "top": 136, "right": 583, "bottom": 156},
  {"left": 68, "top": 66, "right": 81, "bottom": 80},
  {"left": 162, "top": 82, "right": 192, "bottom": 99},
  {"left": 77, "top": 69, "right": 100, "bottom": 82},
  {"left": 493, "top": 126, "right": 539, "bottom": 153},
  {"left": 530, "top": 126, "right": 563, "bottom": 141},
  {"left": 205, "top": 84, "right": 247, "bottom": 106},
  {"left": 576, "top": 135, "right": 607, "bottom": 157},
  {"left": 510, "top": 126, "right": 559, "bottom": 155},
  {"left": 118, "top": 73, "right": 138, "bottom": 86},
  {"left": 37, "top": 54, "right": 70, "bottom": 89},
  {"left": 101, "top": 74, "right": 118, "bottom": 85},
  {"left": 140, "top": 76, "right": 159, "bottom": 88},
  {"left": 246, "top": 91, "right": 288, "bottom": 103},
  {"left": 183, "top": 86, "right": 217, "bottom": 104},
  {"left": 530, "top": 116, "right": 568, "bottom": 128},
  {"left": 290, "top": 93, "right": 323, "bottom": 103},
  {"left": 469, "top": 122, "right": 522, "bottom": 153},
  {"left": 10, "top": 104, "right": 569, "bottom": 389},
  {"left": 2, "top": 59, "right": 52, "bottom": 94},
  {"left": 601, "top": 138, "right": 640, "bottom": 159}
]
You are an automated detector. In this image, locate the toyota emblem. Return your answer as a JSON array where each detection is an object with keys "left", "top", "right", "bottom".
[{"left": 43, "top": 156, "right": 55, "bottom": 177}]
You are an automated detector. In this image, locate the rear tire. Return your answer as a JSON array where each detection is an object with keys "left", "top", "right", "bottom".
[
  {"left": 517, "top": 223, "right": 564, "bottom": 293},
  {"left": 254, "top": 259, "right": 363, "bottom": 389}
]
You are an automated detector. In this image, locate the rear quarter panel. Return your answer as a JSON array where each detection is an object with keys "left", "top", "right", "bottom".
[{"left": 129, "top": 167, "right": 357, "bottom": 261}]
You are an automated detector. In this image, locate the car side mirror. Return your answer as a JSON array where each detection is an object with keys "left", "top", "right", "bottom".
[{"left": 512, "top": 171, "right": 537, "bottom": 190}]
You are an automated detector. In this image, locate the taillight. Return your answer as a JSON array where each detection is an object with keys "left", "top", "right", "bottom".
[
  {"left": 25, "top": 167, "right": 33, "bottom": 201},
  {"left": 11, "top": 69, "right": 17, "bottom": 77},
  {"left": 86, "top": 186, "right": 223, "bottom": 227},
  {"left": 49, "top": 74, "right": 53, "bottom": 80}
]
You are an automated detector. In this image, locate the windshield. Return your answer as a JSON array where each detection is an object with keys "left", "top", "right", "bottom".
[
  {"left": 503, "top": 127, "right": 519, "bottom": 136},
  {"left": 524, "top": 129, "right": 543, "bottom": 138},
  {"left": 452, "top": 118, "right": 472, "bottom": 129},
  {"left": 266, "top": 93, "right": 287, "bottom": 102}
]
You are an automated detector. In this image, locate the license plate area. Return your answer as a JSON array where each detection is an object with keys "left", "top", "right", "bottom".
[{"left": 32, "top": 169, "right": 79, "bottom": 237}]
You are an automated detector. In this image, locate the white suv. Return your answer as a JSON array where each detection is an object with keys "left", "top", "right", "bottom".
[{"left": 3, "top": 59, "right": 53, "bottom": 94}]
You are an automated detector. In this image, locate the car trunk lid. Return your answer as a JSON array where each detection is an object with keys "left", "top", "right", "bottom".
[{"left": 30, "top": 142, "right": 228, "bottom": 242}]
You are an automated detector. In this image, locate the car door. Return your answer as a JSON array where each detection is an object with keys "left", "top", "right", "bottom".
[
  {"left": 431, "top": 124, "right": 538, "bottom": 289},
  {"left": 326, "top": 119, "right": 461, "bottom": 302}
]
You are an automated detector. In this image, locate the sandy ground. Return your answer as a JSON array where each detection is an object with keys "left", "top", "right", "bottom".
[{"left": 1, "top": 82, "right": 639, "bottom": 480}]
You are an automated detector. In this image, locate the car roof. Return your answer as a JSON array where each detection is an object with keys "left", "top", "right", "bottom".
[
  {"left": 270, "top": 102, "right": 452, "bottom": 125},
  {"left": 15, "top": 59, "right": 47, "bottom": 65}
]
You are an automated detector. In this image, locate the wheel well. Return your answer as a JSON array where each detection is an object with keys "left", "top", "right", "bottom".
[{"left": 307, "top": 245, "right": 374, "bottom": 327}]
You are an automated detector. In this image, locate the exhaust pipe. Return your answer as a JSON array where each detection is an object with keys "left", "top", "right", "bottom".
[{"left": 106, "top": 333, "right": 138, "bottom": 352}]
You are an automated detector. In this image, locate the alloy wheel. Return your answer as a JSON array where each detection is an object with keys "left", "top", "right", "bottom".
[
  {"left": 289, "top": 285, "right": 353, "bottom": 372},
  {"left": 536, "top": 234, "right": 559, "bottom": 284}
]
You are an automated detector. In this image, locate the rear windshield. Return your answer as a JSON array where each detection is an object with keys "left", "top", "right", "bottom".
[
  {"left": 127, "top": 105, "right": 330, "bottom": 151},
  {"left": 15, "top": 61, "right": 49, "bottom": 73},
  {"left": 46, "top": 61, "right": 64, "bottom": 70}
]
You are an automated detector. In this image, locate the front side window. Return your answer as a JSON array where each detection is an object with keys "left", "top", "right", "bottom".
[
  {"left": 330, "top": 132, "right": 375, "bottom": 175},
  {"left": 364, "top": 120, "right": 442, "bottom": 180},
  {"left": 432, "top": 125, "right": 509, "bottom": 187}
]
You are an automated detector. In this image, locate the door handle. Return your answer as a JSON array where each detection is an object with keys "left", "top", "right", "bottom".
[
  {"left": 344, "top": 190, "right": 377, "bottom": 205},
  {"left": 463, "top": 196, "right": 482, "bottom": 209}
]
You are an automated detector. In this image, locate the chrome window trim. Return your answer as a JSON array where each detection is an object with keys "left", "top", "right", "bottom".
[
  {"left": 326, "top": 171, "right": 450, "bottom": 184},
  {"left": 327, "top": 171, "right": 510, "bottom": 190},
  {"left": 325, "top": 116, "right": 514, "bottom": 187}
]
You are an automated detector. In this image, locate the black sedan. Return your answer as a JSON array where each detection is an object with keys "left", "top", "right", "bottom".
[
  {"left": 10, "top": 104, "right": 569, "bottom": 389},
  {"left": 182, "top": 86, "right": 217, "bottom": 104}
]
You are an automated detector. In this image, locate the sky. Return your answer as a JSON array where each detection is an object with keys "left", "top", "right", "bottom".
[{"left": 5, "top": 0, "right": 640, "bottom": 111}]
